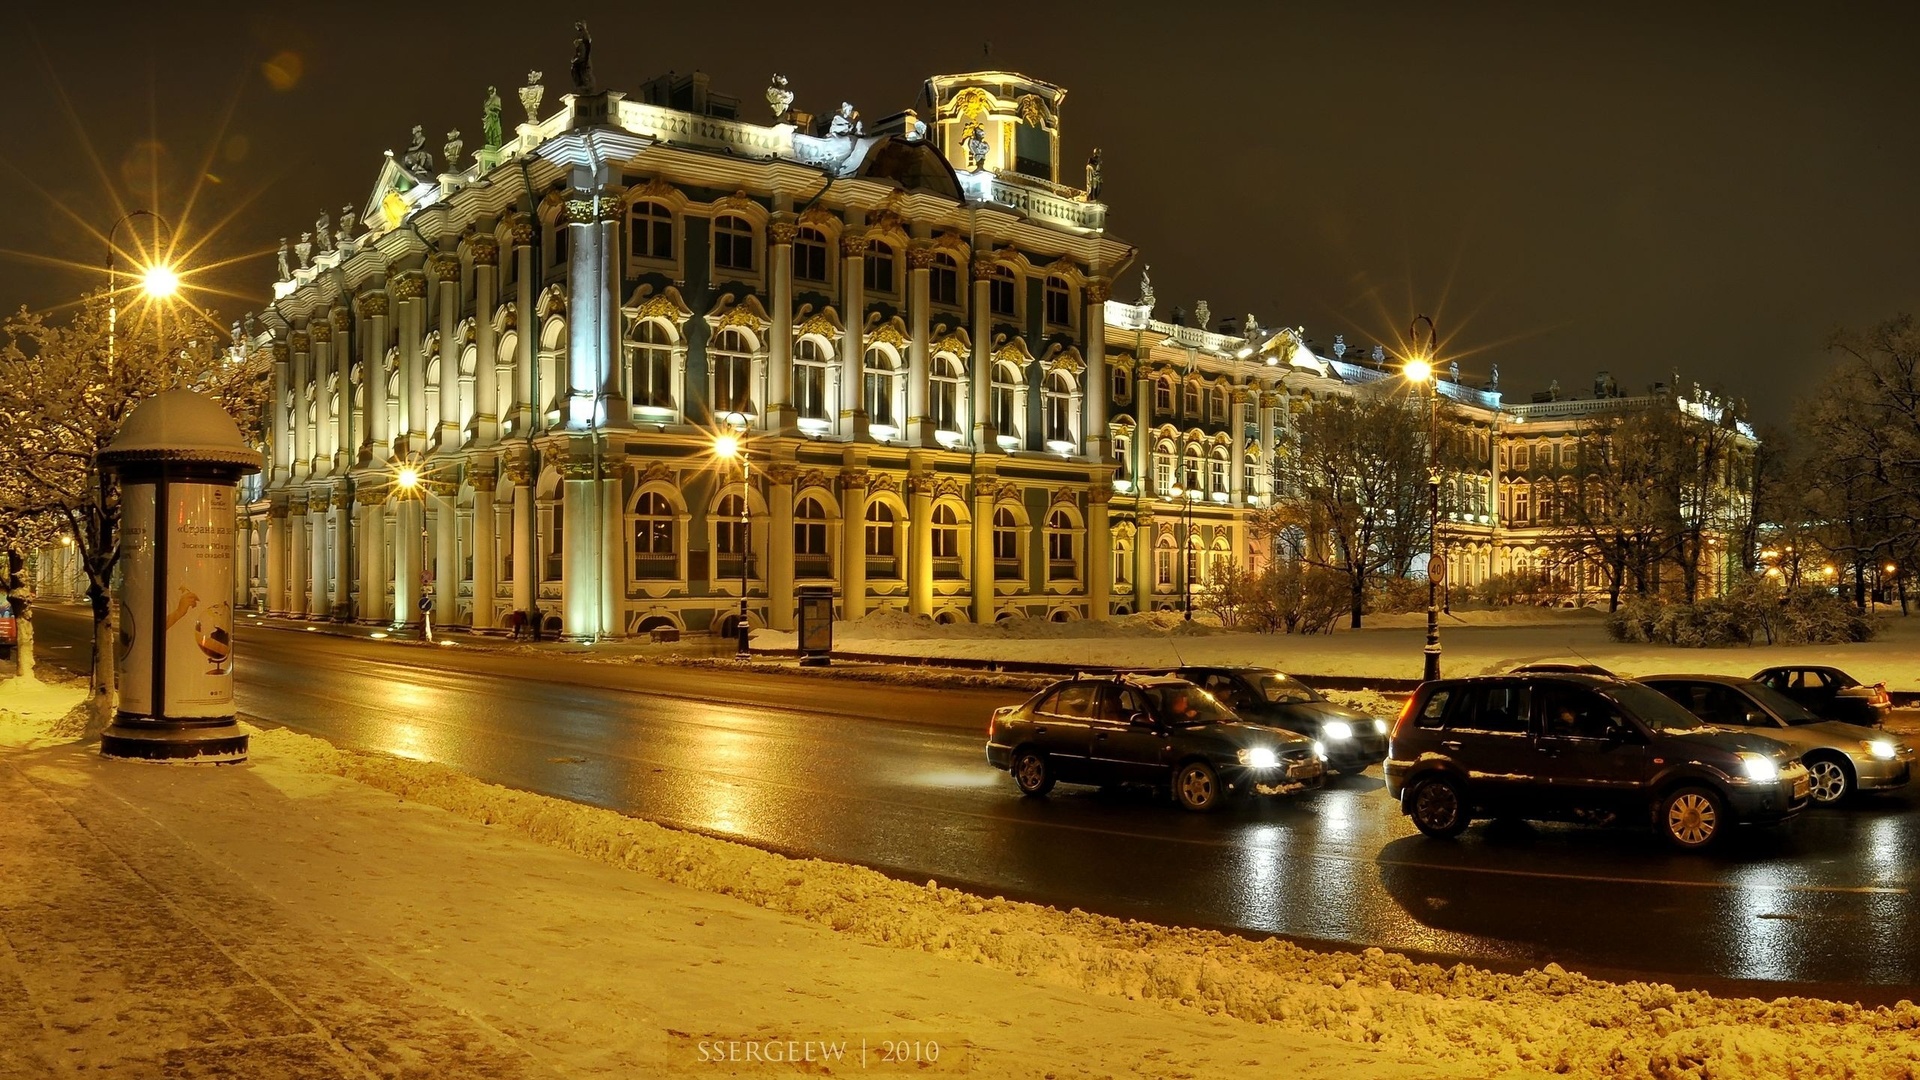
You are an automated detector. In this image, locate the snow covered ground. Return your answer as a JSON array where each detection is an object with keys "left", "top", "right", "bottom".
[{"left": 759, "top": 607, "right": 1920, "bottom": 691}]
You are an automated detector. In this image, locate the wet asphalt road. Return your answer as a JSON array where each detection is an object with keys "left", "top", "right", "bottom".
[{"left": 30, "top": 607, "right": 1920, "bottom": 1001}]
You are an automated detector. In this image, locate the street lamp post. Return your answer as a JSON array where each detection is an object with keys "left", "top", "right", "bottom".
[
  {"left": 1406, "top": 314, "right": 1442, "bottom": 683},
  {"left": 395, "top": 464, "right": 434, "bottom": 641},
  {"left": 715, "top": 413, "right": 752, "bottom": 659}
]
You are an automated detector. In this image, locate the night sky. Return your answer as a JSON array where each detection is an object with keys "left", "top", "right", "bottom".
[{"left": 5, "top": 2, "right": 1916, "bottom": 422}]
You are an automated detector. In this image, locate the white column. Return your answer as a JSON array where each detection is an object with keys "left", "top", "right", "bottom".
[
  {"left": 841, "top": 470, "right": 866, "bottom": 621},
  {"left": 970, "top": 256, "right": 993, "bottom": 449},
  {"left": 841, "top": 232, "right": 868, "bottom": 440},
  {"left": 906, "top": 244, "right": 932, "bottom": 447},
  {"left": 394, "top": 270, "right": 428, "bottom": 453},
  {"left": 768, "top": 463, "right": 795, "bottom": 630},
  {"left": 292, "top": 329, "right": 314, "bottom": 479},
  {"left": 472, "top": 236, "right": 501, "bottom": 444},
  {"left": 908, "top": 473, "right": 932, "bottom": 617},
  {"left": 266, "top": 500, "right": 289, "bottom": 614},
  {"left": 1089, "top": 489, "right": 1112, "bottom": 619},
  {"left": 432, "top": 251, "right": 463, "bottom": 450},
  {"left": 1230, "top": 386, "right": 1248, "bottom": 504},
  {"left": 310, "top": 327, "right": 333, "bottom": 467},
  {"left": 307, "top": 498, "right": 329, "bottom": 617},
  {"left": 270, "top": 342, "right": 292, "bottom": 483},
  {"left": 510, "top": 461, "right": 535, "bottom": 618},
  {"left": 288, "top": 494, "right": 309, "bottom": 617},
  {"left": 433, "top": 497, "right": 455, "bottom": 628},
  {"left": 356, "top": 502, "right": 383, "bottom": 622},
  {"left": 361, "top": 292, "right": 392, "bottom": 460},
  {"left": 510, "top": 215, "right": 537, "bottom": 433},
  {"left": 970, "top": 483, "right": 994, "bottom": 624},
  {"left": 767, "top": 221, "right": 796, "bottom": 432},
  {"left": 394, "top": 496, "right": 421, "bottom": 627},
  {"left": 331, "top": 308, "right": 352, "bottom": 471},
  {"left": 1085, "top": 280, "right": 1110, "bottom": 459},
  {"left": 472, "top": 472, "right": 497, "bottom": 628}
]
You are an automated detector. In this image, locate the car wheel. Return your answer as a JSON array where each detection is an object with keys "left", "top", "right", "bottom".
[
  {"left": 1173, "top": 760, "right": 1224, "bottom": 813},
  {"left": 1804, "top": 756, "right": 1853, "bottom": 805},
  {"left": 1659, "top": 785, "right": 1726, "bottom": 850},
  {"left": 1012, "top": 749, "right": 1054, "bottom": 797},
  {"left": 1409, "top": 775, "right": 1469, "bottom": 838}
]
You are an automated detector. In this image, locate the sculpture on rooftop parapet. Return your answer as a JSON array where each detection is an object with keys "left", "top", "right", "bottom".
[
  {"left": 483, "top": 87, "right": 503, "bottom": 150},
  {"left": 519, "top": 71, "right": 545, "bottom": 122},
  {"left": 402, "top": 125, "right": 434, "bottom": 176},
  {"left": 276, "top": 238, "right": 290, "bottom": 281},
  {"left": 295, "top": 233, "right": 312, "bottom": 270},
  {"left": 444, "top": 129, "right": 464, "bottom": 170},
  {"left": 314, "top": 210, "right": 333, "bottom": 254},
  {"left": 963, "top": 123, "right": 989, "bottom": 171},
  {"left": 570, "top": 22, "right": 593, "bottom": 91},
  {"left": 766, "top": 74, "right": 793, "bottom": 120},
  {"left": 1084, "top": 148, "right": 1103, "bottom": 200},
  {"left": 336, "top": 204, "right": 354, "bottom": 246}
]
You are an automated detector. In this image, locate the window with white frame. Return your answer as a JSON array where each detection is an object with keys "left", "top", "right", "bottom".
[
  {"left": 991, "top": 362, "right": 1021, "bottom": 437},
  {"left": 1112, "top": 538, "right": 1132, "bottom": 588},
  {"left": 1156, "top": 534, "right": 1175, "bottom": 586},
  {"left": 931, "top": 504, "right": 960, "bottom": 559},
  {"left": 794, "top": 337, "right": 831, "bottom": 422},
  {"left": 1046, "top": 508, "right": 1076, "bottom": 579},
  {"left": 988, "top": 266, "right": 1017, "bottom": 317},
  {"left": 626, "top": 320, "right": 675, "bottom": 411},
  {"left": 631, "top": 491, "right": 676, "bottom": 579},
  {"left": 930, "top": 253, "right": 960, "bottom": 305},
  {"left": 1111, "top": 366, "right": 1128, "bottom": 402},
  {"left": 1514, "top": 483, "right": 1531, "bottom": 524},
  {"left": 793, "top": 227, "right": 829, "bottom": 284},
  {"left": 1211, "top": 386, "right": 1229, "bottom": 424},
  {"left": 863, "top": 346, "right": 899, "bottom": 428},
  {"left": 1043, "top": 371, "right": 1073, "bottom": 446},
  {"left": 713, "top": 215, "right": 755, "bottom": 272},
  {"left": 1210, "top": 447, "right": 1229, "bottom": 495},
  {"left": 709, "top": 328, "right": 754, "bottom": 416},
  {"left": 1182, "top": 446, "right": 1203, "bottom": 493},
  {"left": 864, "top": 501, "right": 896, "bottom": 557},
  {"left": 1153, "top": 378, "right": 1173, "bottom": 413},
  {"left": 1044, "top": 276, "right": 1072, "bottom": 327},
  {"left": 628, "top": 201, "right": 674, "bottom": 261},
  {"left": 864, "top": 242, "right": 896, "bottom": 294},
  {"left": 1153, "top": 441, "right": 1176, "bottom": 496},
  {"left": 992, "top": 506, "right": 1020, "bottom": 576},
  {"left": 1113, "top": 433, "right": 1132, "bottom": 481},
  {"left": 793, "top": 496, "right": 830, "bottom": 574},
  {"left": 930, "top": 355, "right": 964, "bottom": 432},
  {"left": 714, "top": 493, "right": 747, "bottom": 556},
  {"left": 1182, "top": 381, "right": 1200, "bottom": 418}
]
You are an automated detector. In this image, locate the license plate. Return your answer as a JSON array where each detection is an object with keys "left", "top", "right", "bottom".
[{"left": 1793, "top": 776, "right": 1809, "bottom": 800}]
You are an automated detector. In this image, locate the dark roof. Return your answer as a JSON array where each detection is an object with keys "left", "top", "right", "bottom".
[{"left": 855, "top": 136, "right": 964, "bottom": 201}]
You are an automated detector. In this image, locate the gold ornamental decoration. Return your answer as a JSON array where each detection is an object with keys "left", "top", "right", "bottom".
[
  {"left": 308, "top": 322, "right": 331, "bottom": 343},
  {"left": 355, "top": 292, "right": 390, "bottom": 318}
]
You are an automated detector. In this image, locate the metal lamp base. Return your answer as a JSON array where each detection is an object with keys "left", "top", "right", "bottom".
[{"left": 101, "top": 719, "right": 248, "bottom": 763}]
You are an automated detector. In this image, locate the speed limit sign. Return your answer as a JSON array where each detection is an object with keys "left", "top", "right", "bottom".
[{"left": 1429, "top": 555, "right": 1448, "bottom": 584}]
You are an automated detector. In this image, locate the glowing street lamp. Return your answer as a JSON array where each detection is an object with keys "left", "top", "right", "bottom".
[
  {"left": 392, "top": 461, "right": 434, "bottom": 640},
  {"left": 1405, "top": 314, "right": 1441, "bottom": 682},
  {"left": 714, "top": 413, "right": 752, "bottom": 659},
  {"left": 141, "top": 264, "right": 180, "bottom": 299}
]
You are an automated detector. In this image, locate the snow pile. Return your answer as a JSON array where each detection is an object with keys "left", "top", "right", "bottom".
[
  {"left": 252, "top": 724, "right": 1920, "bottom": 1080},
  {"left": 837, "top": 607, "right": 1227, "bottom": 643},
  {"left": 1320, "top": 689, "right": 1408, "bottom": 719},
  {"left": 0, "top": 674, "right": 90, "bottom": 747}
]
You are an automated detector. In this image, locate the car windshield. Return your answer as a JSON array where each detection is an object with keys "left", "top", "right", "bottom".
[
  {"left": 1143, "top": 684, "right": 1237, "bottom": 726},
  {"left": 1743, "top": 681, "right": 1825, "bottom": 726},
  {"left": 1252, "top": 673, "right": 1321, "bottom": 705},
  {"left": 1604, "top": 681, "right": 1704, "bottom": 731}
]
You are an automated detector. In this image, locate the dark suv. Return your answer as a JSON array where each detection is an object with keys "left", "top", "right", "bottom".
[
  {"left": 986, "top": 674, "right": 1325, "bottom": 812},
  {"left": 1169, "top": 667, "right": 1389, "bottom": 774},
  {"left": 1384, "top": 674, "right": 1811, "bottom": 849}
]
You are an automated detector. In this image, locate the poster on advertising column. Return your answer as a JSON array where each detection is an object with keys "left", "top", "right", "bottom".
[
  {"left": 162, "top": 483, "right": 237, "bottom": 717},
  {"left": 117, "top": 484, "right": 157, "bottom": 716}
]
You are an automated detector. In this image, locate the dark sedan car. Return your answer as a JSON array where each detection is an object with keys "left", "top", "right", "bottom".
[
  {"left": 1168, "top": 666, "right": 1389, "bottom": 774},
  {"left": 1751, "top": 666, "right": 1892, "bottom": 728},
  {"left": 986, "top": 674, "right": 1325, "bottom": 812},
  {"left": 1385, "top": 674, "right": 1811, "bottom": 849}
]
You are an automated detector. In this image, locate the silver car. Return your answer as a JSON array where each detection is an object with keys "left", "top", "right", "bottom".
[{"left": 1642, "top": 675, "right": 1915, "bottom": 805}]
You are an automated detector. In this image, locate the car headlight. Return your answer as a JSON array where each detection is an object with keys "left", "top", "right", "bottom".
[
  {"left": 1737, "top": 752, "right": 1778, "bottom": 782},
  {"left": 1323, "top": 720, "right": 1353, "bottom": 740},
  {"left": 1313, "top": 741, "right": 1328, "bottom": 761},
  {"left": 1239, "top": 747, "right": 1280, "bottom": 769},
  {"left": 1865, "top": 740, "right": 1898, "bottom": 761},
  {"left": 1372, "top": 719, "right": 1389, "bottom": 735}
]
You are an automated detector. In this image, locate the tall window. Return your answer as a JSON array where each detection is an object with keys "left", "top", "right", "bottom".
[
  {"left": 626, "top": 320, "right": 675, "bottom": 410},
  {"left": 930, "top": 355, "right": 963, "bottom": 432},
  {"left": 632, "top": 492, "right": 676, "bottom": 579},
  {"left": 1156, "top": 535, "right": 1175, "bottom": 586},
  {"left": 1211, "top": 386, "right": 1229, "bottom": 423},
  {"left": 544, "top": 500, "right": 563, "bottom": 581},
  {"left": 1514, "top": 483, "right": 1531, "bottom": 524},
  {"left": 1182, "top": 382, "right": 1200, "bottom": 418},
  {"left": 864, "top": 243, "right": 896, "bottom": 294},
  {"left": 1154, "top": 378, "right": 1173, "bottom": 413},
  {"left": 1210, "top": 447, "right": 1229, "bottom": 496},
  {"left": 864, "top": 502, "right": 896, "bottom": 557},
  {"left": 931, "top": 504, "right": 959, "bottom": 558},
  {"left": 1044, "top": 276, "right": 1072, "bottom": 326},
  {"left": 1538, "top": 484, "right": 1556, "bottom": 524},
  {"left": 714, "top": 215, "right": 755, "bottom": 272},
  {"left": 793, "top": 227, "right": 829, "bottom": 283},
  {"left": 1043, "top": 371, "right": 1073, "bottom": 445},
  {"left": 863, "top": 347, "right": 899, "bottom": 427},
  {"left": 710, "top": 328, "right": 754, "bottom": 416},
  {"left": 989, "top": 266, "right": 1017, "bottom": 317},
  {"left": 1113, "top": 433, "right": 1132, "bottom": 481},
  {"left": 1047, "top": 508, "right": 1075, "bottom": 579},
  {"left": 930, "top": 253, "right": 960, "bottom": 305},
  {"left": 628, "top": 201, "right": 674, "bottom": 260},
  {"left": 1182, "top": 447, "right": 1203, "bottom": 494},
  {"left": 793, "top": 496, "right": 829, "bottom": 564},
  {"left": 794, "top": 337, "right": 831, "bottom": 421},
  {"left": 991, "top": 362, "right": 1020, "bottom": 436},
  {"left": 992, "top": 506, "right": 1020, "bottom": 573},
  {"left": 715, "top": 493, "right": 747, "bottom": 555},
  {"left": 1153, "top": 441, "right": 1176, "bottom": 497}
]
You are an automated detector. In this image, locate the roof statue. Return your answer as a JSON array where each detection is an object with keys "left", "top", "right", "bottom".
[
  {"left": 1194, "top": 300, "right": 1210, "bottom": 331},
  {"left": 901, "top": 108, "right": 927, "bottom": 142},
  {"left": 1370, "top": 345, "right": 1385, "bottom": 363},
  {"left": 1332, "top": 334, "right": 1347, "bottom": 359},
  {"left": 519, "top": 71, "right": 545, "bottom": 123},
  {"left": 336, "top": 204, "right": 354, "bottom": 246},
  {"left": 828, "top": 102, "right": 861, "bottom": 138},
  {"left": 1449, "top": 360, "right": 1461, "bottom": 384},
  {"left": 482, "top": 87, "right": 504, "bottom": 150},
  {"left": 314, "top": 209, "right": 333, "bottom": 254},
  {"left": 401, "top": 125, "right": 434, "bottom": 176},
  {"left": 1244, "top": 313, "right": 1260, "bottom": 342},
  {"left": 766, "top": 74, "right": 793, "bottom": 120},
  {"left": 1084, "top": 148, "right": 1103, "bottom": 201},
  {"left": 963, "top": 123, "right": 989, "bottom": 171},
  {"left": 294, "top": 232, "right": 313, "bottom": 270},
  {"left": 570, "top": 22, "right": 593, "bottom": 92},
  {"left": 1548, "top": 378, "right": 1562, "bottom": 401},
  {"left": 1489, "top": 363, "right": 1500, "bottom": 390},
  {"left": 276, "top": 238, "right": 290, "bottom": 281},
  {"left": 1138, "top": 265, "right": 1154, "bottom": 309},
  {"left": 444, "top": 129, "right": 464, "bottom": 170}
]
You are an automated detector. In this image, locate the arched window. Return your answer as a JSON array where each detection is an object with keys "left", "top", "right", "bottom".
[
  {"left": 1113, "top": 433, "right": 1132, "bottom": 481},
  {"left": 714, "top": 493, "right": 747, "bottom": 557},
  {"left": 930, "top": 355, "right": 964, "bottom": 432},
  {"left": 863, "top": 347, "right": 899, "bottom": 428},
  {"left": 991, "top": 362, "right": 1021, "bottom": 437},
  {"left": 626, "top": 320, "right": 675, "bottom": 411},
  {"left": 1182, "top": 381, "right": 1201, "bottom": 418},
  {"left": 1152, "top": 440, "right": 1176, "bottom": 497},
  {"left": 1111, "top": 366, "right": 1129, "bottom": 403},
  {"left": 1153, "top": 377, "right": 1174, "bottom": 413},
  {"left": 930, "top": 253, "right": 960, "bottom": 305},
  {"left": 794, "top": 337, "right": 831, "bottom": 421},
  {"left": 1537, "top": 482, "right": 1556, "bottom": 524},
  {"left": 424, "top": 356, "right": 442, "bottom": 433},
  {"left": 793, "top": 226, "right": 829, "bottom": 283},
  {"left": 631, "top": 491, "right": 676, "bottom": 579},
  {"left": 629, "top": 201, "right": 674, "bottom": 261},
  {"left": 709, "top": 328, "right": 754, "bottom": 417},
  {"left": 992, "top": 506, "right": 1020, "bottom": 576},
  {"left": 864, "top": 501, "right": 896, "bottom": 557},
  {"left": 1182, "top": 446, "right": 1203, "bottom": 494},
  {"left": 1112, "top": 536, "right": 1132, "bottom": 588},
  {"left": 550, "top": 219, "right": 569, "bottom": 266},
  {"left": 1156, "top": 534, "right": 1176, "bottom": 586},
  {"left": 1046, "top": 508, "right": 1076, "bottom": 580},
  {"left": 714, "top": 215, "right": 755, "bottom": 272},
  {"left": 931, "top": 504, "right": 960, "bottom": 559},
  {"left": 1211, "top": 386, "right": 1229, "bottom": 423},
  {"left": 863, "top": 242, "right": 896, "bottom": 294},
  {"left": 1043, "top": 371, "right": 1074, "bottom": 446},
  {"left": 1514, "top": 482, "right": 1531, "bottom": 525},
  {"left": 989, "top": 266, "right": 1017, "bottom": 317},
  {"left": 1044, "top": 276, "right": 1072, "bottom": 326},
  {"left": 1209, "top": 446, "right": 1229, "bottom": 496},
  {"left": 794, "top": 496, "right": 830, "bottom": 577}
]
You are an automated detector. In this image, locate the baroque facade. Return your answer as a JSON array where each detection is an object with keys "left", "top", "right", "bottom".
[{"left": 238, "top": 66, "right": 1754, "bottom": 638}]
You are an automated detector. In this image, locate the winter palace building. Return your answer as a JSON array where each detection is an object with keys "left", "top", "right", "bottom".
[{"left": 219, "top": 66, "right": 1752, "bottom": 638}]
